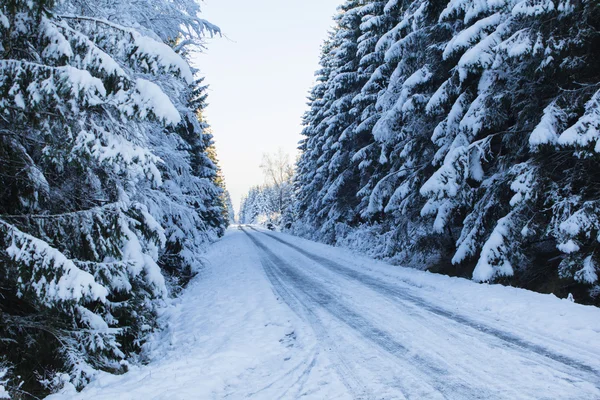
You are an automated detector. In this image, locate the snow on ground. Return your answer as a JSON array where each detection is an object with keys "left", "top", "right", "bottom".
[
  {"left": 48, "top": 227, "right": 348, "bottom": 400},
  {"left": 260, "top": 227, "right": 600, "bottom": 368},
  {"left": 49, "top": 226, "right": 600, "bottom": 399}
]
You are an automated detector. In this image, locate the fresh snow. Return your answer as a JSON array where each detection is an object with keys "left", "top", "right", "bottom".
[
  {"left": 472, "top": 213, "right": 515, "bottom": 282},
  {"left": 49, "top": 227, "right": 600, "bottom": 399},
  {"left": 2, "top": 221, "right": 108, "bottom": 304},
  {"left": 558, "top": 90, "right": 600, "bottom": 152},
  {"left": 0, "top": 369, "right": 8, "bottom": 400},
  {"left": 128, "top": 79, "right": 182, "bottom": 125},
  {"left": 442, "top": 13, "right": 502, "bottom": 60},
  {"left": 529, "top": 101, "right": 564, "bottom": 148}
]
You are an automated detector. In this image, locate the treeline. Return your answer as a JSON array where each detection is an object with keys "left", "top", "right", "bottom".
[
  {"left": 0, "top": 0, "right": 229, "bottom": 397},
  {"left": 239, "top": 151, "right": 294, "bottom": 227},
  {"left": 290, "top": 0, "right": 600, "bottom": 302}
]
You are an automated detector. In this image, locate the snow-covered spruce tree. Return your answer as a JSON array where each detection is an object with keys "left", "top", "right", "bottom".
[
  {"left": 294, "top": 0, "right": 370, "bottom": 243},
  {"left": 239, "top": 187, "right": 263, "bottom": 224},
  {"left": 359, "top": 0, "right": 448, "bottom": 263},
  {"left": 148, "top": 79, "right": 226, "bottom": 292},
  {"left": 534, "top": 10, "right": 600, "bottom": 298},
  {"left": 417, "top": 0, "right": 600, "bottom": 292},
  {"left": 294, "top": 34, "right": 335, "bottom": 237},
  {"left": 349, "top": 0, "right": 402, "bottom": 223},
  {"left": 238, "top": 193, "right": 249, "bottom": 224},
  {"left": 204, "top": 136, "right": 230, "bottom": 231},
  {"left": 295, "top": 0, "right": 446, "bottom": 259},
  {"left": 239, "top": 191, "right": 285, "bottom": 227},
  {"left": 0, "top": 0, "right": 223, "bottom": 396},
  {"left": 239, "top": 150, "right": 295, "bottom": 227},
  {"left": 317, "top": 0, "right": 370, "bottom": 239},
  {"left": 223, "top": 190, "right": 236, "bottom": 225},
  {"left": 294, "top": 0, "right": 600, "bottom": 301},
  {"left": 239, "top": 186, "right": 273, "bottom": 225}
]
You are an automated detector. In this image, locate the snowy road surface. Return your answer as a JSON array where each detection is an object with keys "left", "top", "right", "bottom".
[{"left": 50, "top": 227, "right": 600, "bottom": 400}]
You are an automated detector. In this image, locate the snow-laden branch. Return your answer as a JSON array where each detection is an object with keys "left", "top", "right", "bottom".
[
  {"left": 57, "top": 14, "right": 193, "bottom": 83},
  {"left": 0, "top": 220, "right": 109, "bottom": 305}
]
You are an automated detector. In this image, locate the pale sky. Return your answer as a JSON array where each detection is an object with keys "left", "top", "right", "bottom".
[{"left": 194, "top": 0, "right": 340, "bottom": 213}]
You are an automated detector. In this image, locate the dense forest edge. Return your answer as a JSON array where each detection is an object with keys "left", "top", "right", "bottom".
[
  {"left": 0, "top": 0, "right": 234, "bottom": 397},
  {"left": 242, "top": 0, "right": 600, "bottom": 307},
  {"left": 3, "top": 0, "right": 600, "bottom": 397}
]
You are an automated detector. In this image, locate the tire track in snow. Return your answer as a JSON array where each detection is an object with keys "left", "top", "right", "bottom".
[
  {"left": 277, "top": 354, "right": 318, "bottom": 400},
  {"left": 244, "top": 349, "right": 320, "bottom": 399},
  {"left": 243, "top": 228, "right": 485, "bottom": 399},
  {"left": 243, "top": 230, "right": 372, "bottom": 400},
  {"left": 252, "top": 228, "right": 600, "bottom": 390}
]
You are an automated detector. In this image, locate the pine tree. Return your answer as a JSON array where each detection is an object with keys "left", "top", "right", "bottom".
[
  {"left": 204, "top": 137, "right": 231, "bottom": 232},
  {"left": 293, "top": 0, "right": 600, "bottom": 302},
  {"left": 351, "top": 0, "right": 401, "bottom": 220},
  {"left": 294, "top": 34, "right": 335, "bottom": 237},
  {"left": 295, "top": 1, "right": 370, "bottom": 242},
  {"left": 224, "top": 191, "right": 236, "bottom": 224},
  {"left": 0, "top": 0, "right": 225, "bottom": 396},
  {"left": 149, "top": 79, "right": 226, "bottom": 292}
]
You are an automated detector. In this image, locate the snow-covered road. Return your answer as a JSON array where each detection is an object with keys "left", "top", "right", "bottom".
[{"left": 50, "top": 227, "right": 600, "bottom": 399}]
